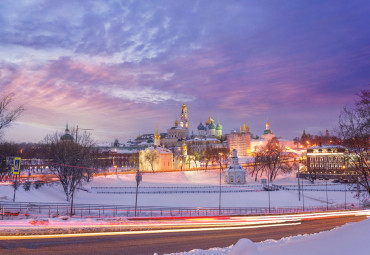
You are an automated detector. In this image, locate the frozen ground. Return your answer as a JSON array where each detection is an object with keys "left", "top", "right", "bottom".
[
  {"left": 165, "top": 217, "right": 370, "bottom": 255},
  {"left": 0, "top": 170, "right": 362, "bottom": 208}
]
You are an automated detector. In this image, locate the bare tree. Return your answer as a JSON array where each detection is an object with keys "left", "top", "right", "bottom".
[
  {"left": 0, "top": 142, "right": 19, "bottom": 182},
  {"left": 0, "top": 93, "right": 24, "bottom": 138},
  {"left": 338, "top": 89, "right": 369, "bottom": 196},
  {"left": 144, "top": 149, "right": 159, "bottom": 172},
  {"left": 44, "top": 130, "right": 99, "bottom": 216},
  {"left": 129, "top": 152, "right": 139, "bottom": 170},
  {"left": 252, "top": 138, "right": 296, "bottom": 183}
]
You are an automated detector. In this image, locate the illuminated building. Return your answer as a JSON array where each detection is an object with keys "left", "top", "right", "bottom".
[
  {"left": 161, "top": 104, "right": 189, "bottom": 147},
  {"left": 302, "top": 145, "right": 350, "bottom": 180},
  {"left": 261, "top": 119, "right": 275, "bottom": 140},
  {"left": 139, "top": 146, "right": 173, "bottom": 171},
  {"left": 154, "top": 125, "right": 160, "bottom": 146},
  {"left": 161, "top": 118, "right": 186, "bottom": 148},
  {"left": 197, "top": 113, "right": 223, "bottom": 139},
  {"left": 224, "top": 149, "right": 246, "bottom": 184},
  {"left": 227, "top": 122, "right": 251, "bottom": 156}
]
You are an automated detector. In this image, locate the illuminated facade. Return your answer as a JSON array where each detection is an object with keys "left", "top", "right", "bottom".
[
  {"left": 305, "top": 145, "right": 347, "bottom": 178},
  {"left": 197, "top": 113, "right": 223, "bottom": 138},
  {"left": 139, "top": 146, "right": 173, "bottom": 171},
  {"left": 154, "top": 125, "right": 160, "bottom": 146},
  {"left": 224, "top": 149, "right": 246, "bottom": 184},
  {"left": 227, "top": 122, "right": 251, "bottom": 156}
]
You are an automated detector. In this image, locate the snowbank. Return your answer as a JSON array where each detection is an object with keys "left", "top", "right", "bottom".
[{"left": 165, "top": 218, "right": 370, "bottom": 255}]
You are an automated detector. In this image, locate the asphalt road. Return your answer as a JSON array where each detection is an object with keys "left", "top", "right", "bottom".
[{"left": 0, "top": 215, "right": 366, "bottom": 255}]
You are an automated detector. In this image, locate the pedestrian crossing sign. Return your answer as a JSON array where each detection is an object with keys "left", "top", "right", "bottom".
[{"left": 13, "top": 157, "right": 21, "bottom": 175}]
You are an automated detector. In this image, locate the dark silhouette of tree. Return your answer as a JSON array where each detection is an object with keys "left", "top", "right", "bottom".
[
  {"left": 129, "top": 152, "right": 139, "bottom": 170},
  {"left": 44, "top": 130, "right": 100, "bottom": 216},
  {"left": 0, "top": 93, "right": 24, "bottom": 138},
  {"left": 0, "top": 142, "right": 19, "bottom": 182},
  {"left": 252, "top": 138, "right": 296, "bottom": 182},
  {"left": 338, "top": 89, "right": 369, "bottom": 196}
]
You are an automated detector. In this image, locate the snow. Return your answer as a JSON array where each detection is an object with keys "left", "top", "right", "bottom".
[
  {"left": 165, "top": 218, "right": 370, "bottom": 255},
  {"left": 0, "top": 170, "right": 362, "bottom": 208}
]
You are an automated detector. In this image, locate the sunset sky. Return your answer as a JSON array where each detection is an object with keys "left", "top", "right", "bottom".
[{"left": 0, "top": 0, "right": 369, "bottom": 143}]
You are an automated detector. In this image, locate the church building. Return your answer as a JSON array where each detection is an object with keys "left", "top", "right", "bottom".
[{"left": 224, "top": 149, "right": 246, "bottom": 184}]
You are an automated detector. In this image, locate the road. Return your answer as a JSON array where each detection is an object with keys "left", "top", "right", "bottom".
[{"left": 0, "top": 213, "right": 367, "bottom": 255}]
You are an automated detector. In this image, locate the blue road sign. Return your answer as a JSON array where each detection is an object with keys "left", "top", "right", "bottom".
[{"left": 13, "top": 157, "right": 21, "bottom": 175}]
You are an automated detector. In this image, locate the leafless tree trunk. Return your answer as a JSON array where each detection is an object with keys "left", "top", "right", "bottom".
[{"left": 0, "top": 93, "right": 24, "bottom": 138}]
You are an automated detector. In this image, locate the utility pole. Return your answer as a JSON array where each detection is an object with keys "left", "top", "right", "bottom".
[{"left": 75, "top": 125, "right": 94, "bottom": 142}]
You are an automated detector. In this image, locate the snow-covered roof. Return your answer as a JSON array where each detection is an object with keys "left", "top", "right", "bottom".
[{"left": 309, "top": 145, "right": 344, "bottom": 149}]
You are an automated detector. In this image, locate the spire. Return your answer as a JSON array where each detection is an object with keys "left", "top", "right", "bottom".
[
  {"left": 155, "top": 124, "right": 160, "bottom": 136},
  {"left": 154, "top": 124, "right": 160, "bottom": 146},
  {"left": 65, "top": 123, "right": 69, "bottom": 132}
]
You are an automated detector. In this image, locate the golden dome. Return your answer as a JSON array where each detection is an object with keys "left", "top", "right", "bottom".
[
  {"left": 181, "top": 104, "right": 187, "bottom": 113},
  {"left": 205, "top": 113, "right": 214, "bottom": 126},
  {"left": 175, "top": 119, "right": 179, "bottom": 127}
]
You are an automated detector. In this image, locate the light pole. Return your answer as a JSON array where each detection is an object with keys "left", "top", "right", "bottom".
[
  {"left": 297, "top": 164, "right": 301, "bottom": 201},
  {"left": 135, "top": 169, "right": 142, "bottom": 217},
  {"left": 326, "top": 178, "right": 329, "bottom": 210},
  {"left": 218, "top": 152, "right": 223, "bottom": 215},
  {"left": 301, "top": 176, "right": 305, "bottom": 211},
  {"left": 344, "top": 183, "right": 347, "bottom": 209}
]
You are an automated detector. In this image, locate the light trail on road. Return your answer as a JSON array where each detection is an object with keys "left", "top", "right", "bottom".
[{"left": 0, "top": 209, "right": 369, "bottom": 240}]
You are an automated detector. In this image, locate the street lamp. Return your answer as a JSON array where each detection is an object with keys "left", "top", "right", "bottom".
[
  {"left": 218, "top": 152, "right": 223, "bottom": 215},
  {"left": 135, "top": 169, "right": 142, "bottom": 217}
]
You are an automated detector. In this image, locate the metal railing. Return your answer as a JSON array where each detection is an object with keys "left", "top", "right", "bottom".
[{"left": 0, "top": 201, "right": 362, "bottom": 220}]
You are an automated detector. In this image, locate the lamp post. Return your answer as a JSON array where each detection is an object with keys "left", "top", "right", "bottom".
[
  {"left": 218, "top": 152, "right": 223, "bottom": 215},
  {"left": 297, "top": 163, "right": 301, "bottom": 201},
  {"left": 135, "top": 169, "right": 142, "bottom": 217}
]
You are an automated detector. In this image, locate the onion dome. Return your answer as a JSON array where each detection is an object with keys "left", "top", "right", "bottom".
[
  {"left": 208, "top": 122, "right": 216, "bottom": 129},
  {"left": 216, "top": 122, "right": 223, "bottom": 130},
  {"left": 197, "top": 122, "right": 205, "bottom": 130},
  {"left": 205, "top": 113, "right": 214, "bottom": 126},
  {"left": 174, "top": 119, "right": 179, "bottom": 127}
]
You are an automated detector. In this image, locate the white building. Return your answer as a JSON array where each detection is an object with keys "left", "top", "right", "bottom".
[{"left": 224, "top": 149, "right": 246, "bottom": 184}]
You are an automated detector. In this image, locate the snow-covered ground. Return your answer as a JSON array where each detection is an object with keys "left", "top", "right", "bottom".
[
  {"left": 0, "top": 170, "right": 362, "bottom": 208},
  {"left": 165, "top": 218, "right": 370, "bottom": 255}
]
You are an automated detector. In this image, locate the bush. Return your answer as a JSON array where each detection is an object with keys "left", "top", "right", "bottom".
[
  {"left": 23, "top": 181, "right": 32, "bottom": 191},
  {"left": 34, "top": 180, "right": 45, "bottom": 189}
]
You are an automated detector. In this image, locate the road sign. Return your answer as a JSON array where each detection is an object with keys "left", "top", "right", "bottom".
[{"left": 13, "top": 157, "right": 21, "bottom": 175}]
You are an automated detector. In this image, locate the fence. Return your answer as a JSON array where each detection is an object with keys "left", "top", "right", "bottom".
[
  {"left": 91, "top": 185, "right": 264, "bottom": 194},
  {"left": 0, "top": 201, "right": 362, "bottom": 220},
  {"left": 271, "top": 184, "right": 366, "bottom": 192}
]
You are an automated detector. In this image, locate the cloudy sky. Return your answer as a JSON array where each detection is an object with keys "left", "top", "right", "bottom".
[{"left": 0, "top": 0, "right": 369, "bottom": 143}]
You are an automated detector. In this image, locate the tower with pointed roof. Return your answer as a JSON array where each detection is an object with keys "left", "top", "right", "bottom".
[
  {"left": 154, "top": 124, "right": 161, "bottom": 146},
  {"left": 60, "top": 123, "right": 74, "bottom": 142},
  {"left": 261, "top": 119, "right": 275, "bottom": 140}
]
